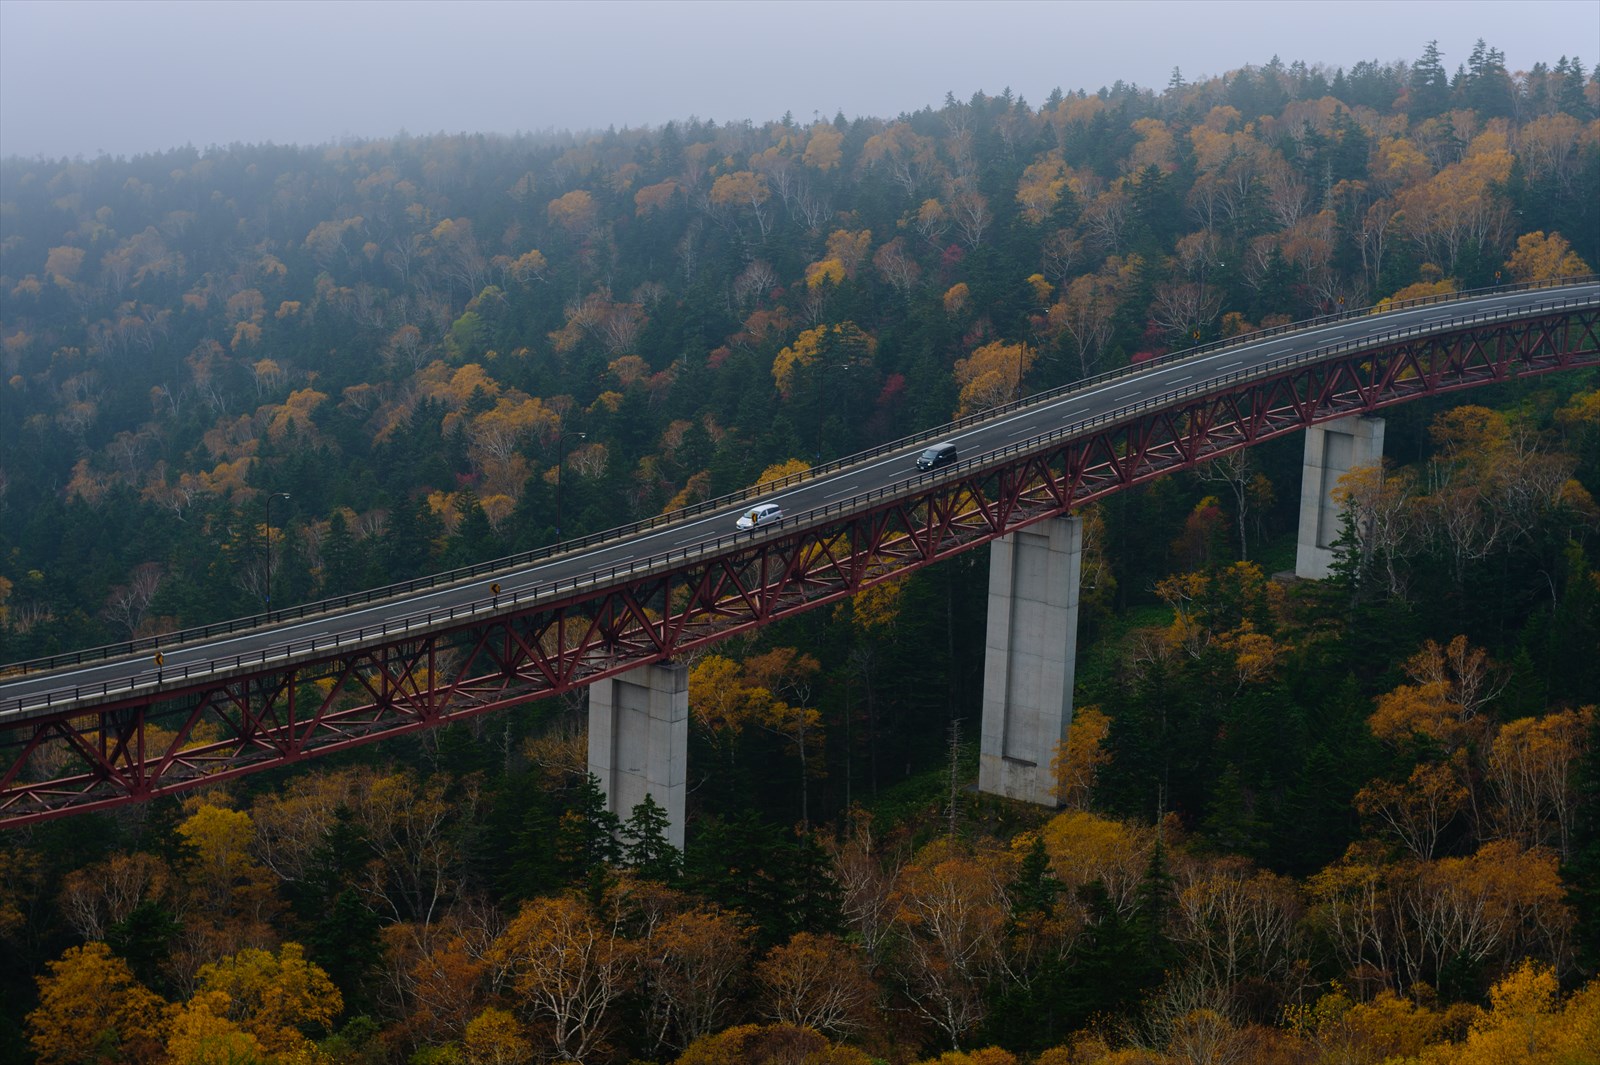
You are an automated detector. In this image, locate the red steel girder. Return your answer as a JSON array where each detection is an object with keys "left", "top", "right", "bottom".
[{"left": 3, "top": 306, "right": 1596, "bottom": 825}]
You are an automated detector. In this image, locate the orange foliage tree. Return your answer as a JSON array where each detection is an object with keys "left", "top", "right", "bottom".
[
  {"left": 490, "top": 894, "right": 637, "bottom": 1062},
  {"left": 1485, "top": 705, "right": 1594, "bottom": 860},
  {"left": 754, "top": 930, "right": 878, "bottom": 1038},
  {"left": 889, "top": 838, "right": 1015, "bottom": 1048},
  {"left": 1368, "top": 635, "right": 1504, "bottom": 752},
  {"left": 636, "top": 905, "right": 752, "bottom": 1052}
]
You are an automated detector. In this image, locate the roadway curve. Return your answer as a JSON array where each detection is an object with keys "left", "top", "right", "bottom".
[{"left": 3, "top": 280, "right": 1597, "bottom": 719}]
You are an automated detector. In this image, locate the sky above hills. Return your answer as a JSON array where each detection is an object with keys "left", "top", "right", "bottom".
[{"left": 2, "top": 0, "right": 1596, "bottom": 161}]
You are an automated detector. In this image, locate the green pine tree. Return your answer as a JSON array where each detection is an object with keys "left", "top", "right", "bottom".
[{"left": 621, "top": 794, "right": 682, "bottom": 883}]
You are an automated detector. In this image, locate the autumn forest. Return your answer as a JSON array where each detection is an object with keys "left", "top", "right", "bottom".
[{"left": 2, "top": 40, "right": 1599, "bottom": 1065}]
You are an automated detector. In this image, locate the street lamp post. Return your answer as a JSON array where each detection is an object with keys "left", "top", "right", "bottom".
[
  {"left": 555, "top": 431, "right": 585, "bottom": 537},
  {"left": 264, "top": 491, "right": 290, "bottom": 612}
]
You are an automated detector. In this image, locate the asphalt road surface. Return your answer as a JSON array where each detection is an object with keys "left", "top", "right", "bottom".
[{"left": 3, "top": 282, "right": 1595, "bottom": 717}]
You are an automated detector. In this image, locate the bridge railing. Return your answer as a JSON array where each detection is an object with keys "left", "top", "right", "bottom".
[
  {"left": 2, "top": 277, "right": 1596, "bottom": 686},
  {"left": 4, "top": 282, "right": 1598, "bottom": 717}
]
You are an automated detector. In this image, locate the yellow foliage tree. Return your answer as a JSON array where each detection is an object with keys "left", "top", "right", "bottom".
[
  {"left": 1025, "top": 273, "right": 1053, "bottom": 306},
  {"left": 1376, "top": 277, "right": 1457, "bottom": 308},
  {"left": 753, "top": 458, "right": 810, "bottom": 489},
  {"left": 1127, "top": 117, "right": 1176, "bottom": 172},
  {"left": 1504, "top": 230, "right": 1592, "bottom": 282},
  {"left": 1391, "top": 142, "right": 1513, "bottom": 273},
  {"left": 1051, "top": 705, "right": 1111, "bottom": 810},
  {"left": 1428, "top": 404, "right": 1511, "bottom": 467},
  {"left": 546, "top": 189, "right": 598, "bottom": 234},
  {"left": 1368, "top": 636, "right": 1501, "bottom": 751},
  {"left": 1039, "top": 811, "right": 1153, "bottom": 916},
  {"left": 1368, "top": 680, "right": 1469, "bottom": 750},
  {"left": 265, "top": 388, "right": 329, "bottom": 442},
  {"left": 1415, "top": 960, "right": 1600, "bottom": 1065},
  {"left": 1047, "top": 254, "right": 1142, "bottom": 377},
  {"left": 953, "top": 339, "right": 1035, "bottom": 415},
  {"left": 463, "top": 1006, "right": 533, "bottom": 1065},
  {"left": 824, "top": 229, "right": 873, "bottom": 276},
  {"left": 1486, "top": 706, "right": 1594, "bottom": 860},
  {"left": 943, "top": 281, "right": 971, "bottom": 317},
  {"left": 175, "top": 802, "right": 280, "bottom": 931},
  {"left": 709, "top": 171, "right": 771, "bottom": 229},
  {"left": 1016, "top": 155, "right": 1069, "bottom": 225},
  {"left": 913, "top": 198, "right": 950, "bottom": 244},
  {"left": 26, "top": 942, "right": 169, "bottom": 1065},
  {"left": 912, "top": 1050, "right": 1020, "bottom": 1065},
  {"left": 231, "top": 320, "right": 262, "bottom": 351},
  {"left": 860, "top": 123, "right": 942, "bottom": 197},
  {"left": 507, "top": 248, "right": 549, "bottom": 283},
  {"left": 805, "top": 259, "right": 846, "bottom": 289},
  {"left": 419, "top": 361, "right": 501, "bottom": 412},
  {"left": 690, "top": 655, "right": 760, "bottom": 738},
  {"left": 1289, "top": 983, "right": 1454, "bottom": 1064},
  {"left": 803, "top": 126, "right": 844, "bottom": 171},
  {"left": 1374, "top": 135, "right": 1432, "bottom": 191},
  {"left": 674, "top": 1022, "right": 875, "bottom": 1065},
  {"left": 1353, "top": 755, "right": 1470, "bottom": 860},
  {"left": 192, "top": 942, "right": 342, "bottom": 1053},
  {"left": 635, "top": 179, "right": 680, "bottom": 216},
  {"left": 164, "top": 989, "right": 267, "bottom": 1065},
  {"left": 837, "top": 574, "right": 908, "bottom": 634},
  {"left": 770, "top": 322, "right": 875, "bottom": 396}
]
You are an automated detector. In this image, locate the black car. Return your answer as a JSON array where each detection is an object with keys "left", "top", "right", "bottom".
[{"left": 916, "top": 443, "right": 958, "bottom": 470}]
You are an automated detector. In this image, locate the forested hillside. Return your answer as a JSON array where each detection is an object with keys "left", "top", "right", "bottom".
[{"left": 2, "top": 42, "right": 1599, "bottom": 1064}]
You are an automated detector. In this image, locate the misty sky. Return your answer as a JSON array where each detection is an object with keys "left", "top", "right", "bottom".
[{"left": 2, "top": 0, "right": 1596, "bottom": 161}]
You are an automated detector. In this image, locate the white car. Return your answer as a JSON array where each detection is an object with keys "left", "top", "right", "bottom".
[{"left": 736, "top": 502, "right": 784, "bottom": 531}]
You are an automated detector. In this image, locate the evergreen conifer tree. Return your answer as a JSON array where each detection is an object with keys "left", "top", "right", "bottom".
[{"left": 621, "top": 794, "right": 682, "bottom": 883}]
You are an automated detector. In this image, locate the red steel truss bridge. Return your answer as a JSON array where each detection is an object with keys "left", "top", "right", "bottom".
[{"left": 2, "top": 280, "right": 1597, "bottom": 826}]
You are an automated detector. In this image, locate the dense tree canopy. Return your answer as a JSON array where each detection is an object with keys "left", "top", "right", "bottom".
[{"left": 1, "top": 40, "right": 1598, "bottom": 1065}]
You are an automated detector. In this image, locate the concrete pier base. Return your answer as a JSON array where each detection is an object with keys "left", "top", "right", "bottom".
[
  {"left": 1295, "top": 416, "right": 1386, "bottom": 579},
  {"left": 587, "top": 660, "right": 688, "bottom": 849},
  {"left": 978, "top": 516, "right": 1082, "bottom": 806}
]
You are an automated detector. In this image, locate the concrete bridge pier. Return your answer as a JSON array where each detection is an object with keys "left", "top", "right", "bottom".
[
  {"left": 1294, "top": 416, "right": 1386, "bottom": 580},
  {"left": 978, "top": 515, "right": 1083, "bottom": 807},
  {"left": 587, "top": 660, "right": 688, "bottom": 849}
]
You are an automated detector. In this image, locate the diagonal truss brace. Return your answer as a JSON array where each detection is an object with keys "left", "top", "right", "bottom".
[{"left": 3, "top": 308, "right": 1596, "bottom": 825}]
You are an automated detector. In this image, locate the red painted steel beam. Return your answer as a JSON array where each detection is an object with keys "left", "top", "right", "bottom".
[{"left": 2, "top": 307, "right": 1596, "bottom": 825}]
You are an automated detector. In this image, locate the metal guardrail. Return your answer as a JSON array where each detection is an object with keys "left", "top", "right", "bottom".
[{"left": 2, "top": 277, "right": 1596, "bottom": 702}]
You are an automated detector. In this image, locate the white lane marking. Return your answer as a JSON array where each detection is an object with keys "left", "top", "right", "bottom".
[{"left": 17, "top": 286, "right": 1592, "bottom": 698}]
